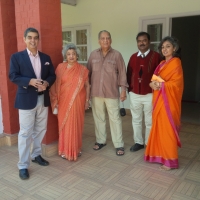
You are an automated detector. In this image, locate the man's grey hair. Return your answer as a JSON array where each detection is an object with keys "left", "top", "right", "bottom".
[
  {"left": 62, "top": 43, "right": 80, "bottom": 61},
  {"left": 98, "top": 30, "right": 112, "bottom": 39}
]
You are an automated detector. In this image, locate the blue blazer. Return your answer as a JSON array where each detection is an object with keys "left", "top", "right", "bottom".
[{"left": 9, "top": 49, "right": 56, "bottom": 110}]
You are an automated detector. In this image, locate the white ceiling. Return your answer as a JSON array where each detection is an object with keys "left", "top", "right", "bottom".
[{"left": 60, "top": 0, "right": 76, "bottom": 6}]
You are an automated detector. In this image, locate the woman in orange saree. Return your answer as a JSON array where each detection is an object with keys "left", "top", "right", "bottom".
[
  {"left": 50, "top": 44, "right": 90, "bottom": 161},
  {"left": 144, "top": 36, "right": 184, "bottom": 170}
]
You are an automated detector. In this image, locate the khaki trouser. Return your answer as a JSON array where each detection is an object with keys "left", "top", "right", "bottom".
[
  {"left": 129, "top": 92, "right": 153, "bottom": 145},
  {"left": 18, "top": 95, "right": 48, "bottom": 169},
  {"left": 91, "top": 97, "right": 124, "bottom": 148}
]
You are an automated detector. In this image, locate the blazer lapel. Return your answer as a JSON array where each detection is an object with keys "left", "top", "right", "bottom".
[
  {"left": 39, "top": 51, "right": 45, "bottom": 79},
  {"left": 22, "top": 49, "right": 36, "bottom": 77}
]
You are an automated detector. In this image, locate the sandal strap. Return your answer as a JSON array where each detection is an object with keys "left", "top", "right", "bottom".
[
  {"left": 94, "top": 142, "right": 100, "bottom": 146},
  {"left": 116, "top": 147, "right": 124, "bottom": 151},
  {"left": 95, "top": 142, "right": 105, "bottom": 147}
]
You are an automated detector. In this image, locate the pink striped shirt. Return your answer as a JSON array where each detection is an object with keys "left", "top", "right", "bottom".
[
  {"left": 27, "top": 49, "right": 43, "bottom": 92},
  {"left": 27, "top": 48, "right": 41, "bottom": 79}
]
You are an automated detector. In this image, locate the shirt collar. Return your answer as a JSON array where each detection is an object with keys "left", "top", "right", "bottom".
[
  {"left": 137, "top": 49, "right": 150, "bottom": 57},
  {"left": 97, "top": 47, "right": 113, "bottom": 52},
  {"left": 26, "top": 48, "right": 39, "bottom": 57}
]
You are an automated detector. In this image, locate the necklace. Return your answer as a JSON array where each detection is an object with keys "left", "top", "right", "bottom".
[{"left": 67, "top": 63, "right": 72, "bottom": 68}]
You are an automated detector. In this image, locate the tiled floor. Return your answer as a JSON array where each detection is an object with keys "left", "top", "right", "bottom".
[{"left": 0, "top": 107, "right": 200, "bottom": 200}]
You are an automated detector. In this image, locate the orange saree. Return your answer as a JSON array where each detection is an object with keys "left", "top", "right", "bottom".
[
  {"left": 144, "top": 57, "right": 184, "bottom": 168},
  {"left": 50, "top": 62, "right": 88, "bottom": 161}
]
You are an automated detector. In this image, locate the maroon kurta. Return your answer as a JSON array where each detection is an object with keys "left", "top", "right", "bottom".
[{"left": 127, "top": 50, "right": 161, "bottom": 95}]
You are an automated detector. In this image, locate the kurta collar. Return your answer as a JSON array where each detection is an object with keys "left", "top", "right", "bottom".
[
  {"left": 97, "top": 47, "right": 113, "bottom": 53},
  {"left": 137, "top": 49, "right": 150, "bottom": 57}
]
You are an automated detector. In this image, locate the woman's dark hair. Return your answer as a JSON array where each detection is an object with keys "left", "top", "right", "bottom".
[{"left": 158, "top": 36, "right": 181, "bottom": 59}]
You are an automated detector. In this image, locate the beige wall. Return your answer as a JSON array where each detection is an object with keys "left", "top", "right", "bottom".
[
  {"left": 61, "top": 0, "right": 200, "bottom": 107},
  {"left": 61, "top": 0, "right": 200, "bottom": 64}
]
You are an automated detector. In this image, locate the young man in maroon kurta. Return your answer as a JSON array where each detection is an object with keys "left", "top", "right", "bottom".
[{"left": 127, "top": 32, "right": 161, "bottom": 152}]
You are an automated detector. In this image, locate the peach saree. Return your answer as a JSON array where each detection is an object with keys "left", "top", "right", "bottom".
[
  {"left": 144, "top": 57, "right": 184, "bottom": 168},
  {"left": 50, "top": 62, "right": 88, "bottom": 161}
]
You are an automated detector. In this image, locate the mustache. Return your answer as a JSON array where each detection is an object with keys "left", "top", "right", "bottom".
[{"left": 140, "top": 44, "right": 145, "bottom": 47}]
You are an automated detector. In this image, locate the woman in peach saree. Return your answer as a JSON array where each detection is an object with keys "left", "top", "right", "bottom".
[
  {"left": 144, "top": 36, "right": 184, "bottom": 170},
  {"left": 50, "top": 44, "right": 90, "bottom": 161}
]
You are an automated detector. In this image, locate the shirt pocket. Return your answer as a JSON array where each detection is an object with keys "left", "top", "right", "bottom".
[
  {"left": 105, "top": 60, "right": 116, "bottom": 73},
  {"left": 92, "top": 59, "right": 101, "bottom": 71}
]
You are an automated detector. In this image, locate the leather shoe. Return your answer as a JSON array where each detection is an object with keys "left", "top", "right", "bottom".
[
  {"left": 130, "top": 143, "right": 144, "bottom": 152},
  {"left": 32, "top": 155, "right": 49, "bottom": 166},
  {"left": 19, "top": 169, "right": 29, "bottom": 180}
]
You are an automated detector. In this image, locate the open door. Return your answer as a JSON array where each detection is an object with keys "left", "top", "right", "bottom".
[
  {"left": 171, "top": 15, "right": 200, "bottom": 102},
  {"left": 171, "top": 15, "right": 200, "bottom": 124}
]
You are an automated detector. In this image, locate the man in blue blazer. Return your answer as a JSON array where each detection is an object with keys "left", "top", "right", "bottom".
[{"left": 9, "top": 27, "right": 56, "bottom": 180}]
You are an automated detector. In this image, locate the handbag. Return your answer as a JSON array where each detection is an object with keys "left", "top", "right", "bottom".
[{"left": 120, "top": 102, "right": 126, "bottom": 117}]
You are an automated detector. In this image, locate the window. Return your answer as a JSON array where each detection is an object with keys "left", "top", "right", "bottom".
[
  {"left": 141, "top": 18, "right": 166, "bottom": 52},
  {"left": 147, "top": 24, "right": 163, "bottom": 51},
  {"left": 62, "top": 25, "right": 90, "bottom": 65}
]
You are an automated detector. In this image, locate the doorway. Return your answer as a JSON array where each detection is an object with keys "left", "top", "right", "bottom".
[{"left": 171, "top": 15, "right": 200, "bottom": 124}]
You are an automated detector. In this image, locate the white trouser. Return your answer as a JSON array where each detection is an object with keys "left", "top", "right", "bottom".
[
  {"left": 91, "top": 97, "right": 124, "bottom": 148},
  {"left": 129, "top": 92, "right": 153, "bottom": 145},
  {"left": 18, "top": 95, "right": 48, "bottom": 169}
]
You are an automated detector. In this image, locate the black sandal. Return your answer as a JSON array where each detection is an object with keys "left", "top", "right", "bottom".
[
  {"left": 93, "top": 142, "right": 106, "bottom": 150},
  {"left": 116, "top": 147, "right": 125, "bottom": 156}
]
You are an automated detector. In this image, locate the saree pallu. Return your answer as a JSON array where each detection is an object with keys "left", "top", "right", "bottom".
[
  {"left": 50, "top": 62, "right": 88, "bottom": 161},
  {"left": 144, "top": 57, "right": 184, "bottom": 168}
]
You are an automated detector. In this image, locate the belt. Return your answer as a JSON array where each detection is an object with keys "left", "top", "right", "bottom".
[{"left": 38, "top": 91, "right": 44, "bottom": 95}]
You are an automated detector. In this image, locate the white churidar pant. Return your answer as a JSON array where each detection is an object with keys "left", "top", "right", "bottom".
[{"left": 129, "top": 92, "right": 153, "bottom": 145}]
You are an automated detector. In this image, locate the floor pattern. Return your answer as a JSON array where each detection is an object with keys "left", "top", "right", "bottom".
[{"left": 0, "top": 109, "right": 200, "bottom": 200}]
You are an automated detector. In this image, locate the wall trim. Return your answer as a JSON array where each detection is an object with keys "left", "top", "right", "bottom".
[{"left": 139, "top": 10, "right": 200, "bottom": 35}]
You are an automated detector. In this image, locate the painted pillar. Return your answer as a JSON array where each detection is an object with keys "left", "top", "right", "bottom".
[
  {"left": 14, "top": 0, "right": 63, "bottom": 144},
  {"left": 0, "top": 0, "right": 19, "bottom": 134},
  {"left": 0, "top": 0, "right": 63, "bottom": 144}
]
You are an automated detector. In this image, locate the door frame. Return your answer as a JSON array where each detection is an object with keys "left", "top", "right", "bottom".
[{"left": 139, "top": 11, "right": 200, "bottom": 36}]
